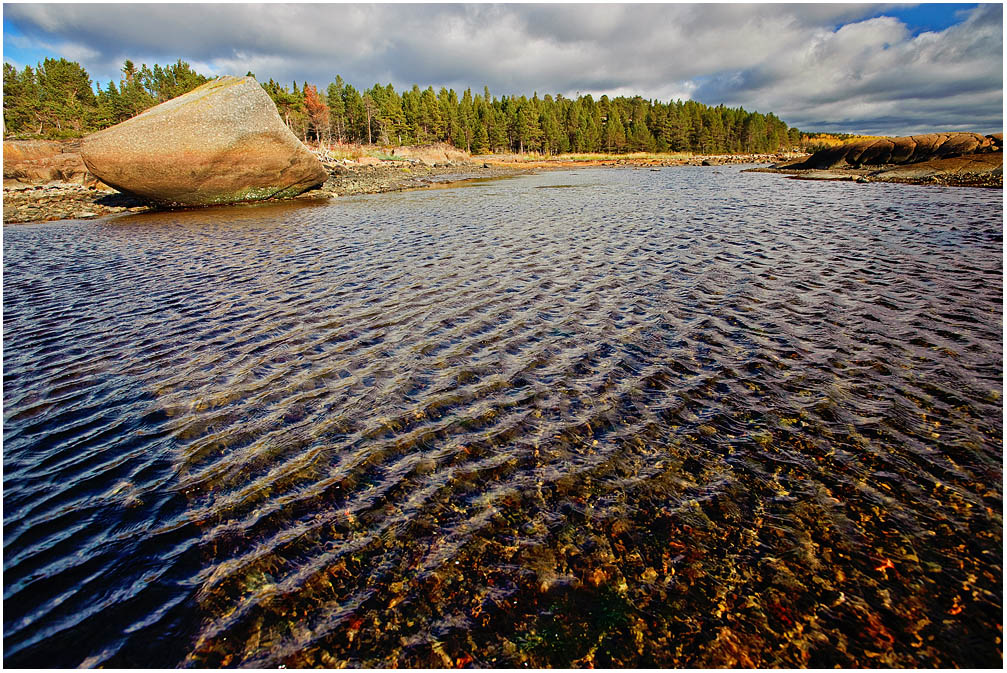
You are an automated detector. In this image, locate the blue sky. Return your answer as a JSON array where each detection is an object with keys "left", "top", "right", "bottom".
[
  {"left": 4, "top": 17, "right": 44, "bottom": 65},
  {"left": 3, "top": 3, "right": 1002, "bottom": 135},
  {"left": 859, "top": 2, "right": 978, "bottom": 33}
]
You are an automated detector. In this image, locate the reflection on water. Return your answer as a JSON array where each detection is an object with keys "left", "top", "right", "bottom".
[{"left": 3, "top": 167, "right": 1002, "bottom": 667}]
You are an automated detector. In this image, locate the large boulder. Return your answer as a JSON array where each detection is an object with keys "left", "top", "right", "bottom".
[{"left": 80, "top": 76, "right": 327, "bottom": 206}]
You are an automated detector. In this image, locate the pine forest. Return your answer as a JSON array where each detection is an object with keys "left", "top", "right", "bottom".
[{"left": 4, "top": 58, "right": 804, "bottom": 155}]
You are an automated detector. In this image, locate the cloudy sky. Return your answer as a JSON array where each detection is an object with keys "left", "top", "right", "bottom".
[{"left": 3, "top": 2, "right": 1002, "bottom": 135}]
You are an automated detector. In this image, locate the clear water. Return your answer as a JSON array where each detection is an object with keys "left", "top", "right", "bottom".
[{"left": 3, "top": 167, "right": 1002, "bottom": 667}]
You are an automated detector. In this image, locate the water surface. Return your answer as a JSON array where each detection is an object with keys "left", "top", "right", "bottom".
[{"left": 3, "top": 167, "right": 1002, "bottom": 667}]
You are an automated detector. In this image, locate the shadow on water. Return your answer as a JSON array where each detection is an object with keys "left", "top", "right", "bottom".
[
  {"left": 102, "top": 196, "right": 335, "bottom": 227},
  {"left": 3, "top": 167, "right": 1002, "bottom": 667}
]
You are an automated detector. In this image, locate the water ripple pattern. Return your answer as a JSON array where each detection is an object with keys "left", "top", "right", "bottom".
[{"left": 3, "top": 167, "right": 1002, "bottom": 667}]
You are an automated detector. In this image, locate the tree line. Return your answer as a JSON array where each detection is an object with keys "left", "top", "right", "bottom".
[
  {"left": 264, "top": 77, "right": 801, "bottom": 154},
  {"left": 4, "top": 57, "right": 803, "bottom": 154},
  {"left": 3, "top": 58, "right": 209, "bottom": 137}
]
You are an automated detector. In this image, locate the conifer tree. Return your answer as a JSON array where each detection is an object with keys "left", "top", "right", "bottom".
[
  {"left": 488, "top": 106, "right": 508, "bottom": 152},
  {"left": 341, "top": 84, "right": 367, "bottom": 141},
  {"left": 455, "top": 88, "right": 474, "bottom": 151},
  {"left": 604, "top": 106, "right": 627, "bottom": 152},
  {"left": 438, "top": 87, "right": 459, "bottom": 147},
  {"left": 512, "top": 99, "right": 541, "bottom": 153},
  {"left": 36, "top": 57, "right": 96, "bottom": 135},
  {"left": 2, "top": 64, "right": 39, "bottom": 134},
  {"left": 326, "top": 77, "right": 347, "bottom": 142},
  {"left": 419, "top": 86, "right": 444, "bottom": 142},
  {"left": 473, "top": 121, "right": 489, "bottom": 154},
  {"left": 3, "top": 56, "right": 803, "bottom": 151}
]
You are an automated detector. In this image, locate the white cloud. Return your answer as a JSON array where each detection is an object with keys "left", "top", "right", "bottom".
[
  {"left": 3, "top": 3, "right": 1001, "bottom": 135},
  {"left": 691, "top": 4, "right": 1003, "bottom": 133}
]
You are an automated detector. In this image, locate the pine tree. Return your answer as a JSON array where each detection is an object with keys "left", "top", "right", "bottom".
[
  {"left": 438, "top": 87, "right": 459, "bottom": 146},
  {"left": 4, "top": 57, "right": 801, "bottom": 152},
  {"left": 512, "top": 100, "right": 540, "bottom": 153},
  {"left": 603, "top": 106, "right": 627, "bottom": 152},
  {"left": 488, "top": 105, "right": 508, "bottom": 152},
  {"left": 94, "top": 80, "right": 121, "bottom": 128},
  {"left": 455, "top": 88, "right": 474, "bottom": 151},
  {"left": 2, "top": 63, "right": 39, "bottom": 135},
  {"left": 402, "top": 85, "right": 422, "bottom": 143},
  {"left": 36, "top": 57, "right": 96, "bottom": 135},
  {"left": 538, "top": 105, "right": 563, "bottom": 156},
  {"left": 419, "top": 86, "right": 444, "bottom": 142},
  {"left": 473, "top": 121, "right": 489, "bottom": 154},
  {"left": 326, "top": 76, "right": 347, "bottom": 143}
]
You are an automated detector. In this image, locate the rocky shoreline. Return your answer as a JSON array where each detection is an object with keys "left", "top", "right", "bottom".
[
  {"left": 747, "top": 166, "right": 1002, "bottom": 188},
  {"left": 6, "top": 137, "right": 999, "bottom": 225},
  {"left": 314, "top": 159, "right": 536, "bottom": 196},
  {"left": 2, "top": 148, "right": 796, "bottom": 225},
  {"left": 2, "top": 160, "right": 534, "bottom": 225},
  {"left": 745, "top": 157, "right": 1003, "bottom": 188},
  {"left": 747, "top": 132, "right": 1003, "bottom": 188}
]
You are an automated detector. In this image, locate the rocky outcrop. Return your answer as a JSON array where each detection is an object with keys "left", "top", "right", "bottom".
[
  {"left": 868, "top": 153, "right": 1003, "bottom": 186},
  {"left": 794, "top": 132, "right": 1002, "bottom": 170},
  {"left": 80, "top": 76, "right": 327, "bottom": 207},
  {"left": 750, "top": 131, "right": 1003, "bottom": 187},
  {"left": 3, "top": 139, "right": 98, "bottom": 186}
]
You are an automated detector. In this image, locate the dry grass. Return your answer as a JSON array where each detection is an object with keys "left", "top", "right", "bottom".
[
  {"left": 802, "top": 134, "right": 886, "bottom": 149},
  {"left": 315, "top": 142, "right": 470, "bottom": 164},
  {"left": 558, "top": 151, "right": 694, "bottom": 162},
  {"left": 317, "top": 144, "right": 369, "bottom": 161},
  {"left": 482, "top": 151, "right": 696, "bottom": 163}
]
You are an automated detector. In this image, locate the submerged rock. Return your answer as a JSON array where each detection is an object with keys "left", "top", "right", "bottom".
[{"left": 80, "top": 76, "right": 327, "bottom": 207}]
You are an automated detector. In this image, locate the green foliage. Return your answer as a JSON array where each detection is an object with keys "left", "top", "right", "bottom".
[
  {"left": 3, "top": 57, "right": 209, "bottom": 138},
  {"left": 262, "top": 74, "right": 800, "bottom": 155},
  {"left": 3, "top": 56, "right": 803, "bottom": 155},
  {"left": 3, "top": 63, "right": 40, "bottom": 135}
]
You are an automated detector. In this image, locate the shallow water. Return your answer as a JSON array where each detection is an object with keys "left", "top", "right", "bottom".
[{"left": 3, "top": 167, "right": 1002, "bottom": 667}]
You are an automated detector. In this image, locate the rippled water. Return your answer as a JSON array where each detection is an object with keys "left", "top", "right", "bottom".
[{"left": 3, "top": 167, "right": 1002, "bottom": 667}]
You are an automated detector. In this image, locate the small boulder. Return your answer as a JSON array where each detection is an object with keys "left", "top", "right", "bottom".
[{"left": 81, "top": 76, "right": 327, "bottom": 206}]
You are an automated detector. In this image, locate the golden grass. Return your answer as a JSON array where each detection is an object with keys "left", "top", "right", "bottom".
[
  {"left": 317, "top": 143, "right": 469, "bottom": 163},
  {"left": 802, "top": 134, "right": 887, "bottom": 148},
  {"left": 483, "top": 151, "right": 697, "bottom": 163},
  {"left": 319, "top": 144, "right": 368, "bottom": 161},
  {"left": 558, "top": 151, "right": 694, "bottom": 162}
]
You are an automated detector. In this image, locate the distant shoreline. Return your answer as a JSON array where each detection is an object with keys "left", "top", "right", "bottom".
[
  {"left": 2, "top": 145, "right": 801, "bottom": 225},
  {"left": 6, "top": 141, "right": 1000, "bottom": 226}
]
